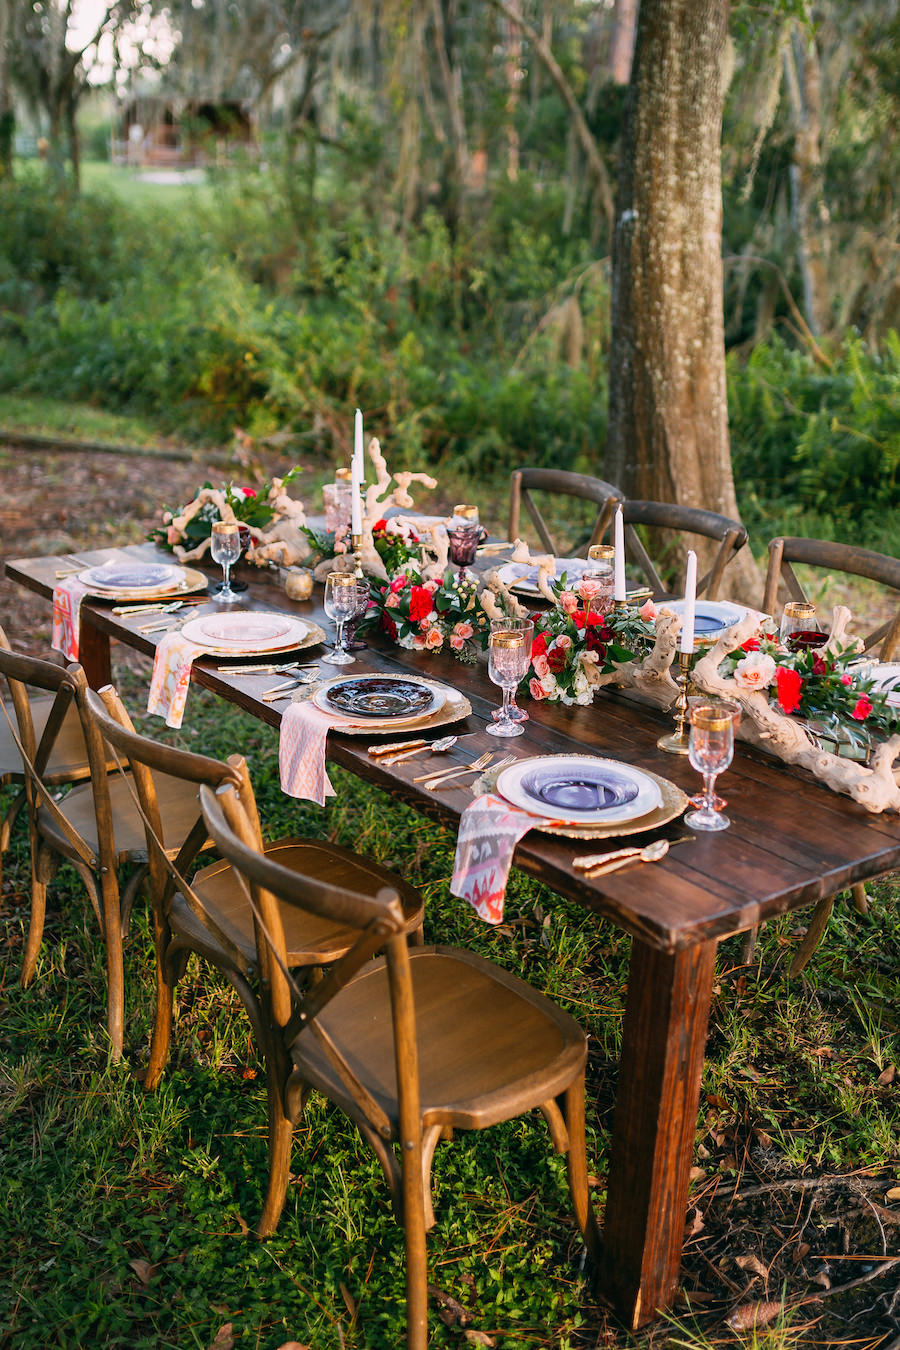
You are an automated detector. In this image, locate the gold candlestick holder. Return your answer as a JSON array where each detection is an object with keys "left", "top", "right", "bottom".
[
  {"left": 350, "top": 532, "right": 364, "bottom": 579},
  {"left": 657, "top": 649, "right": 693, "bottom": 754},
  {"left": 612, "top": 598, "right": 631, "bottom": 619}
]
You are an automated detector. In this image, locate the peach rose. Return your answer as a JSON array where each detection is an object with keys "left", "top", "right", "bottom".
[
  {"left": 532, "top": 654, "right": 550, "bottom": 679},
  {"left": 454, "top": 621, "right": 474, "bottom": 640},
  {"left": 425, "top": 628, "right": 444, "bottom": 649},
  {"left": 734, "top": 650, "right": 776, "bottom": 691},
  {"left": 385, "top": 593, "right": 401, "bottom": 609},
  {"left": 555, "top": 634, "right": 573, "bottom": 652},
  {"left": 577, "top": 577, "right": 604, "bottom": 604},
  {"left": 559, "top": 590, "right": 579, "bottom": 614},
  {"left": 449, "top": 633, "right": 465, "bottom": 651},
  {"left": 639, "top": 599, "right": 657, "bottom": 621},
  {"left": 529, "top": 677, "right": 549, "bottom": 700},
  {"left": 413, "top": 634, "right": 427, "bottom": 649}
]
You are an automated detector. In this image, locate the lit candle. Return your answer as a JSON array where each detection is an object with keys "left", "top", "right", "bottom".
[
  {"left": 351, "top": 459, "right": 363, "bottom": 536},
  {"left": 613, "top": 506, "right": 626, "bottom": 602},
  {"left": 354, "top": 408, "right": 364, "bottom": 482},
  {"left": 680, "top": 549, "right": 697, "bottom": 654}
]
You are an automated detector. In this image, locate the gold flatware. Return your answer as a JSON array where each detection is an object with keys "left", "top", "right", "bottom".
[
  {"left": 112, "top": 597, "right": 207, "bottom": 616},
  {"left": 382, "top": 735, "right": 460, "bottom": 766},
  {"left": 418, "top": 751, "right": 495, "bottom": 788},
  {"left": 368, "top": 739, "right": 427, "bottom": 759},
  {"left": 220, "top": 662, "right": 316, "bottom": 675},
  {"left": 261, "top": 680, "right": 304, "bottom": 702},
  {"left": 430, "top": 753, "right": 516, "bottom": 789},
  {"left": 573, "top": 836, "right": 695, "bottom": 878}
]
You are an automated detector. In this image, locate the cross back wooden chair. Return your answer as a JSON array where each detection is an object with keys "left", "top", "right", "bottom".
[
  {"left": 85, "top": 685, "right": 425, "bottom": 1234},
  {"left": 616, "top": 501, "right": 748, "bottom": 601},
  {"left": 199, "top": 778, "right": 600, "bottom": 1349},
  {"left": 0, "top": 624, "right": 102, "bottom": 890},
  {"left": 763, "top": 536, "right": 900, "bottom": 660},
  {"left": 0, "top": 651, "right": 210, "bottom": 1058},
  {"left": 749, "top": 535, "right": 900, "bottom": 973},
  {"left": 508, "top": 467, "right": 624, "bottom": 556}
]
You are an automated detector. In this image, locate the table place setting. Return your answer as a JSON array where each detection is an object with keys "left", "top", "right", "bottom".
[
  {"left": 451, "top": 753, "right": 689, "bottom": 924},
  {"left": 279, "top": 673, "right": 473, "bottom": 805},
  {"left": 147, "top": 608, "right": 325, "bottom": 728}
]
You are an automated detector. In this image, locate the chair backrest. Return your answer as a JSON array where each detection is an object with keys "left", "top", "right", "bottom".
[
  {"left": 508, "top": 468, "right": 624, "bottom": 557},
  {"left": 84, "top": 685, "right": 248, "bottom": 951},
  {"left": 762, "top": 537, "right": 900, "bottom": 658},
  {"left": 200, "top": 781, "right": 412, "bottom": 1136},
  {"left": 0, "top": 640, "right": 107, "bottom": 871},
  {"left": 615, "top": 500, "right": 748, "bottom": 601}
]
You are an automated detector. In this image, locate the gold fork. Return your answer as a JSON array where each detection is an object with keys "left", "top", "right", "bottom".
[
  {"left": 417, "top": 750, "right": 495, "bottom": 789},
  {"left": 430, "top": 753, "right": 517, "bottom": 790}
]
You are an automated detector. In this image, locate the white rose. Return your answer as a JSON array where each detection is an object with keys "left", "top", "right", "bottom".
[{"left": 734, "top": 650, "right": 776, "bottom": 691}]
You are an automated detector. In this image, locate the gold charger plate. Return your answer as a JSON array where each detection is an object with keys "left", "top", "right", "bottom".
[
  {"left": 202, "top": 620, "right": 327, "bottom": 658},
  {"left": 84, "top": 565, "right": 210, "bottom": 601},
  {"left": 474, "top": 759, "right": 687, "bottom": 839},
  {"left": 290, "top": 674, "right": 472, "bottom": 735}
]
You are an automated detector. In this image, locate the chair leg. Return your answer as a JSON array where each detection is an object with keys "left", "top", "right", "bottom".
[
  {"left": 20, "top": 842, "right": 52, "bottom": 987},
  {"left": 851, "top": 882, "right": 869, "bottom": 916},
  {"left": 99, "top": 870, "right": 125, "bottom": 1060},
  {"left": 401, "top": 1130, "right": 429, "bottom": 1350},
  {"left": 145, "top": 966, "right": 176, "bottom": 1091},
  {"left": 563, "top": 1077, "right": 602, "bottom": 1267},
  {"left": 740, "top": 925, "right": 759, "bottom": 964},
  {"left": 257, "top": 1038, "right": 294, "bottom": 1238},
  {"left": 788, "top": 895, "right": 834, "bottom": 978}
]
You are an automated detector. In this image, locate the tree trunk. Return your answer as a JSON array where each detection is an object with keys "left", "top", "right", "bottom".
[
  {"left": 783, "top": 21, "right": 831, "bottom": 336},
  {"left": 609, "top": 0, "right": 638, "bottom": 86},
  {"left": 607, "top": 0, "right": 759, "bottom": 604}
]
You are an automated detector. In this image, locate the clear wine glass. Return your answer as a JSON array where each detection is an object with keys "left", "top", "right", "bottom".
[
  {"left": 322, "top": 571, "right": 358, "bottom": 665},
  {"left": 210, "top": 521, "right": 241, "bottom": 603},
  {"left": 490, "top": 617, "right": 533, "bottom": 724},
  {"left": 685, "top": 701, "right": 735, "bottom": 831},
  {"left": 486, "top": 624, "right": 531, "bottom": 738}
]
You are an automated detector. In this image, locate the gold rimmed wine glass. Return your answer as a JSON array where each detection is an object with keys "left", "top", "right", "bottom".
[
  {"left": 486, "top": 623, "right": 531, "bottom": 738},
  {"left": 489, "top": 616, "right": 533, "bottom": 726},
  {"left": 780, "top": 600, "right": 826, "bottom": 651},
  {"left": 685, "top": 701, "right": 735, "bottom": 831},
  {"left": 322, "top": 571, "right": 358, "bottom": 665}
]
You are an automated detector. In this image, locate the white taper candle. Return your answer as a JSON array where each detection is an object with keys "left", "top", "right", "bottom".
[
  {"left": 613, "top": 506, "right": 626, "bottom": 602},
  {"left": 680, "top": 549, "right": 697, "bottom": 654}
]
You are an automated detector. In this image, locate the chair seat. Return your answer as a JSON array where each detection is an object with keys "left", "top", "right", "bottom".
[
  {"left": 37, "top": 767, "right": 203, "bottom": 863},
  {"left": 291, "top": 945, "right": 587, "bottom": 1132},
  {"left": 177, "top": 839, "right": 425, "bottom": 967},
  {"left": 1, "top": 695, "right": 99, "bottom": 785}
]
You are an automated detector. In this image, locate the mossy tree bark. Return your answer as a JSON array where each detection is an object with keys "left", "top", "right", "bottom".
[{"left": 607, "top": 0, "right": 759, "bottom": 603}]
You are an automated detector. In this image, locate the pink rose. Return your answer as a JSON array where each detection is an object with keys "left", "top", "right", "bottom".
[
  {"left": 425, "top": 578, "right": 441, "bottom": 593},
  {"left": 529, "top": 677, "right": 549, "bottom": 700},
  {"left": 449, "top": 633, "right": 465, "bottom": 651},
  {"left": 639, "top": 599, "right": 657, "bottom": 621},
  {"left": 559, "top": 590, "right": 579, "bottom": 614},
  {"left": 385, "top": 593, "right": 401, "bottom": 609},
  {"left": 419, "top": 618, "right": 433, "bottom": 632},
  {"left": 851, "top": 694, "right": 873, "bottom": 721},
  {"left": 841, "top": 674, "right": 853, "bottom": 686},
  {"left": 532, "top": 654, "right": 550, "bottom": 679},
  {"left": 734, "top": 650, "right": 776, "bottom": 692},
  {"left": 412, "top": 634, "right": 427, "bottom": 649},
  {"left": 389, "top": 574, "right": 408, "bottom": 594},
  {"left": 555, "top": 634, "right": 573, "bottom": 652},
  {"left": 577, "top": 577, "right": 604, "bottom": 603},
  {"left": 425, "top": 628, "right": 443, "bottom": 650},
  {"left": 455, "top": 621, "right": 474, "bottom": 640}
]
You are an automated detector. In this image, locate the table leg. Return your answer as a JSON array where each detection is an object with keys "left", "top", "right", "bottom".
[
  {"left": 79, "top": 618, "right": 112, "bottom": 690},
  {"left": 599, "top": 935, "right": 717, "bottom": 1328}
]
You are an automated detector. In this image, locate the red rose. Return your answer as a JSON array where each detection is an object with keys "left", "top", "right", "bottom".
[
  {"left": 242, "top": 487, "right": 257, "bottom": 498},
  {"left": 851, "top": 694, "right": 873, "bottom": 721},
  {"left": 548, "top": 647, "right": 568, "bottom": 674},
  {"left": 531, "top": 632, "right": 549, "bottom": 658},
  {"left": 381, "top": 612, "right": 398, "bottom": 641},
  {"left": 408, "top": 585, "right": 433, "bottom": 623},
  {"left": 741, "top": 637, "right": 760, "bottom": 652},
  {"left": 585, "top": 627, "right": 606, "bottom": 656},
  {"left": 812, "top": 653, "right": 828, "bottom": 676},
  {"left": 373, "top": 518, "right": 388, "bottom": 533},
  {"left": 775, "top": 665, "right": 804, "bottom": 715}
]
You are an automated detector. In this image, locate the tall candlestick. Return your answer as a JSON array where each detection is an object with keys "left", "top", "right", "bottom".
[
  {"left": 613, "top": 506, "right": 626, "bottom": 602},
  {"left": 680, "top": 549, "right": 697, "bottom": 654},
  {"left": 354, "top": 408, "right": 364, "bottom": 482},
  {"left": 351, "top": 460, "right": 363, "bottom": 535}
]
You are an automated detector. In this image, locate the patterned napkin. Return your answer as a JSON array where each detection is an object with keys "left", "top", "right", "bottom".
[
  {"left": 51, "top": 576, "right": 90, "bottom": 660},
  {"left": 450, "top": 793, "right": 535, "bottom": 924},
  {"left": 279, "top": 700, "right": 360, "bottom": 805},
  {"left": 147, "top": 631, "right": 212, "bottom": 729}
]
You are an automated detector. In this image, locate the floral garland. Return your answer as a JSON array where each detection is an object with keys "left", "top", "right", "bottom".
[
  {"left": 525, "top": 575, "right": 656, "bottom": 705},
  {"left": 365, "top": 565, "right": 491, "bottom": 661},
  {"left": 718, "top": 631, "right": 898, "bottom": 747},
  {"left": 153, "top": 468, "right": 303, "bottom": 554}
]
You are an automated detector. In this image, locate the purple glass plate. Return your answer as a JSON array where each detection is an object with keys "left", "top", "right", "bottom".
[
  {"left": 496, "top": 755, "right": 663, "bottom": 824},
  {"left": 323, "top": 677, "right": 440, "bottom": 719},
  {"left": 520, "top": 764, "right": 639, "bottom": 814}
]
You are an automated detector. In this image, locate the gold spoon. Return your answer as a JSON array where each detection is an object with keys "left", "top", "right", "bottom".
[{"left": 574, "top": 836, "right": 694, "bottom": 878}]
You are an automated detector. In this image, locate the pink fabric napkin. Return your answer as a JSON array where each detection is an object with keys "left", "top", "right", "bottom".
[
  {"left": 147, "top": 631, "right": 212, "bottom": 729},
  {"left": 450, "top": 793, "right": 535, "bottom": 924},
  {"left": 279, "top": 700, "right": 359, "bottom": 806},
  {"left": 51, "top": 576, "right": 90, "bottom": 660}
]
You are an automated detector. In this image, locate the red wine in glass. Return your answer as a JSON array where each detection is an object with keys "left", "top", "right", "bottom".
[{"left": 787, "top": 629, "right": 828, "bottom": 651}]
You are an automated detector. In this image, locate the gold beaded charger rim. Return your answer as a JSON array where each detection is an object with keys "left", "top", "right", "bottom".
[
  {"left": 290, "top": 673, "right": 472, "bottom": 735},
  {"left": 198, "top": 618, "right": 328, "bottom": 658},
  {"left": 83, "top": 565, "right": 211, "bottom": 601},
  {"left": 473, "top": 759, "right": 688, "bottom": 839}
]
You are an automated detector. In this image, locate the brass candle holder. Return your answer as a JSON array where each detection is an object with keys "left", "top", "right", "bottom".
[
  {"left": 612, "top": 598, "right": 631, "bottom": 619},
  {"left": 350, "top": 532, "right": 365, "bottom": 579},
  {"left": 657, "top": 649, "right": 693, "bottom": 754}
]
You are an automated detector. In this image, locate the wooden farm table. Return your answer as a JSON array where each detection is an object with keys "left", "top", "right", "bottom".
[{"left": 7, "top": 543, "right": 900, "bottom": 1329}]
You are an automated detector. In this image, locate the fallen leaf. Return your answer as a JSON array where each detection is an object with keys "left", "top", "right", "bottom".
[
  {"left": 129, "top": 1258, "right": 156, "bottom": 1286},
  {"left": 462, "top": 1333, "right": 496, "bottom": 1347},
  {"left": 753, "top": 1128, "right": 773, "bottom": 1149},
  {"left": 736, "top": 1254, "right": 769, "bottom": 1280},
  {"left": 689, "top": 1166, "right": 705, "bottom": 1182},
  {"left": 726, "top": 1299, "right": 784, "bottom": 1332},
  {"left": 706, "top": 1093, "right": 731, "bottom": 1110},
  {"left": 208, "top": 1326, "right": 235, "bottom": 1350},
  {"left": 684, "top": 1208, "right": 705, "bottom": 1239},
  {"left": 876, "top": 1065, "right": 895, "bottom": 1086},
  {"left": 886, "top": 1186, "right": 900, "bottom": 1201},
  {"left": 339, "top": 1282, "right": 357, "bottom": 1323},
  {"left": 812, "top": 1270, "right": 831, "bottom": 1290},
  {"left": 792, "top": 1242, "right": 810, "bottom": 1262},
  {"left": 428, "top": 1284, "right": 472, "bottom": 1328}
]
